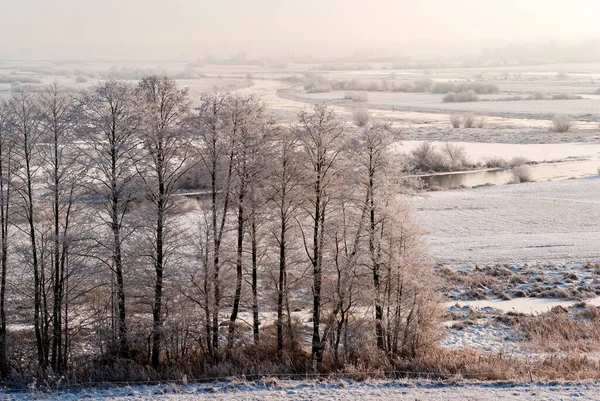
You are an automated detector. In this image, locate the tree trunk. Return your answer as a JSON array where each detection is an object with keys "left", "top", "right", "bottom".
[
  {"left": 228, "top": 194, "right": 244, "bottom": 349},
  {"left": 311, "top": 172, "right": 323, "bottom": 362},
  {"left": 112, "top": 182, "right": 128, "bottom": 359},
  {"left": 251, "top": 215, "right": 259, "bottom": 344},
  {"left": 0, "top": 147, "right": 9, "bottom": 377},
  {"left": 151, "top": 170, "right": 165, "bottom": 370}
]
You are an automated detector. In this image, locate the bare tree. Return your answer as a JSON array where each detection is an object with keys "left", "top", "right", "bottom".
[
  {"left": 81, "top": 79, "right": 142, "bottom": 359},
  {"left": 6, "top": 93, "right": 47, "bottom": 367},
  {"left": 226, "top": 94, "right": 271, "bottom": 349},
  {"left": 38, "top": 82, "right": 82, "bottom": 371},
  {"left": 353, "top": 121, "right": 397, "bottom": 351},
  {"left": 0, "top": 103, "right": 13, "bottom": 377},
  {"left": 194, "top": 92, "right": 234, "bottom": 359},
  {"left": 0, "top": 87, "right": 441, "bottom": 381},
  {"left": 328, "top": 192, "right": 365, "bottom": 366},
  {"left": 136, "top": 75, "right": 192, "bottom": 370},
  {"left": 267, "top": 126, "right": 303, "bottom": 360},
  {"left": 296, "top": 104, "right": 346, "bottom": 362},
  {"left": 380, "top": 202, "right": 440, "bottom": 357}
]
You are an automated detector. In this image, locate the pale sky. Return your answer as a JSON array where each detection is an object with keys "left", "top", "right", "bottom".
[{"left": 1, "top": 0, "right": 599, "bottom": 59}]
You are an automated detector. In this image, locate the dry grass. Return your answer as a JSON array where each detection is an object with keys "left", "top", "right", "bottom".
[
  {"left": 394, "top": 348, "right": 600, "bottom": 381},
  {"left": 518, "top": 305, "right": 600, "bottom": 353}
]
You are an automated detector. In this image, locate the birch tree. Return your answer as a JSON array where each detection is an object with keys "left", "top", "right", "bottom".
[
  {"left": 81, "top": 79, "right": 142, "bottom": 359},
  {"left": 0, "top": 104, "right": 13, "bottom": 377},
  {"left": 296, "top": 104, "right": 346, "bottom": 363},
  {"left": 136, "top": 75, "right": 192, "bottom": 370}
]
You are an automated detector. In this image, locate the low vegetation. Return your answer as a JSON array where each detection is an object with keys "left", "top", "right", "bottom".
[
  {"left": 0, "top": 75, "right": 43, "bottom": 84},
  {"left": 431, "top": 82, "right": 499, "bottom": 94},
  {"left": 462, "top": 113, "right": 475, "bottom": 127},
  {"left": 443, "top": 90, "right": 479, "bottom": 103},
  {"left": 511, "top": 165, "right": 533, "bottom": 183},
  {"left": 410, "top": 142, "right": 473, "bottom": 173},
  {"left": 448, "top": 114, "right": 486, "bottom": 128},
  {"left": 395, "top": 349, "right": 600, "bottom": 381},
  {"left": 450, "top": 114, "right": 461, "bottom": 128},
  {"left": 301, "top": 74, "right": 499, "bottom": 98},
  {"left": 519, "top": 304, "right": 600, "bottom": 352},
  {"left": 438, "top": 262, "right": 600, "bottom": 301},
  {"left": 484, "top": 156, "right": 529, "bottom": 169},
  {"left": 552, "top": 113, "right": 573, "bottom": 133},
  {"left": 344, "top": 91, "right": 368, "bottom": 102}
]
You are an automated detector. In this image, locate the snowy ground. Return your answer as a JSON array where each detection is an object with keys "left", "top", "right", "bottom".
[
  {"left": 412, "top": 176, "right": 600, "bottom": 265},
  {"left": 296, "top": 89, "right": 600, "bottom": 119},
  {"left": 6, "top": 379, "right": 600, "bottom": 400}
]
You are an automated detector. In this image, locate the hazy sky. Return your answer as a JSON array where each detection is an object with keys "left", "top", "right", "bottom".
[{"left": 1, "top": 0, "right": 599, "bottom": 59}]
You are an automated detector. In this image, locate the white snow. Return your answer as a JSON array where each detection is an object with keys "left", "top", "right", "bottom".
[
  {"left": 412, "top": 177, "right": 600, "bottom": 265},
  {"left": 443, "top": 319, "right": 522, "bottom": 355},
  {"left": 5, "top": 380, "right": 600, "bottom": 400}
]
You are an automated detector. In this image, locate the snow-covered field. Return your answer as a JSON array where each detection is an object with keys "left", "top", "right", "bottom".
[
  {"left": 5, "top": 380, "right": 600, "bottom": 400},
  {"left": 296, "top": 89, "right": 600, "bottom": 118},
  {"left": 412, "top": 176, "right": 600, "bottom": 265}
]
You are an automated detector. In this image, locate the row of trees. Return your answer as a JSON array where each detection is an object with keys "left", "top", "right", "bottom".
[{"left": 0, "top": 77, "right": 439, "bottom": 381}]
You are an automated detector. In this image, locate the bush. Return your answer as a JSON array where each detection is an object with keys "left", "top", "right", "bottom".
[
  {"left": 441, "top": 142, "right": 469, "bottom": 171},
  {"left": 556, "top": 71, "right": 568, "bottom": 80},
  {"left": 306, "top": 84, "right": 332, "bottom": 93},
  {"left": 552, "top": 114, "right": 573, "bottom": 133},
  {"left": 410, "top": 142, "right": 470, "bottom": 173},
  {"left": 527, "top": 92, "right": 547, "bottom": 100},
  {"left": 552, "top": 94, "right": 582, "bottom": 100},
  {"left": 410, "top": 142, "right": 446, "bottom": 172},
  {"left": 353, "top": 109, "right": 371, "bottom": 127},
  {"left": 511, "top": 165, "right": 532, "bottom": 183},
  {"left": 449, "top": 114, "right": 461, "bottom": 128},
  {"left": 484, "top": 157, "right": 508, "bottom": 169},
  {"left": 474, "top": 115, "right": 486, "bottom": 128},
  {"left": 442, "top": 92, "right": 457, "bottom": 102},
  {"left": 344, "top": 91, "right": 368, "bottom": 102},
  {"left": 458, "top": 90, "right": 479, "bottom": 102},
  {"left": 75, "top": 75, "right": 88, "bottom": 83},
  {"left": 0, "top": 75, "right": 42, "bottom": 84},
  {"left": 462, "top": 113, "right": 475, "bottom": 128},
  {"left": 443, "top": 90, "right": 479, "bottom": 103},
  {"left": 509, "top": 156, "right": 529, "bottom": 167},
  {"left": 432, "top": 82, "right": 499, "bottom": 94}
]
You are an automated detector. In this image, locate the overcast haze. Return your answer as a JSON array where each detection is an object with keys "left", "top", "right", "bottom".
[{"left": 1, "top": 0, "right": 599, "bottom": 60}]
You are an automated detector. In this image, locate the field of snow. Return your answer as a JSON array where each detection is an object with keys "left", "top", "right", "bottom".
[
  {"left": 294, "top": 89, "right": 600, "bottom": 119},
  {"left": 412, "top": 177, "right": 600, "bottom": 265},
  {"left": 5, "top": 379, "right": 600, "bottom": 400}
]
